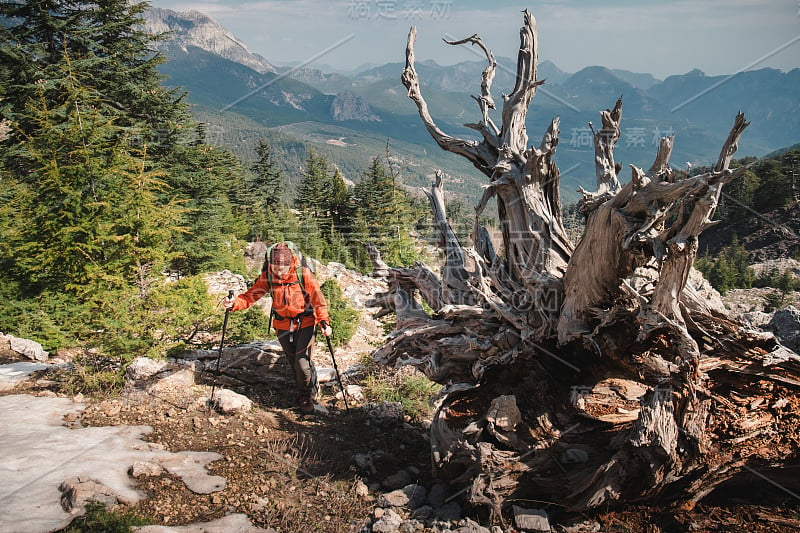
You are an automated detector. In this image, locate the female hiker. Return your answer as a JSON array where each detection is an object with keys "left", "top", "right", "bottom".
[{"left": 223, "top": 242, "right": 332, "bottom": 414}]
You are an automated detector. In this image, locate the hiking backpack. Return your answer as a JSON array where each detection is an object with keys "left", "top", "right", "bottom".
[{"left": 262, "top": 241, "right": 315, "bottom": 331}]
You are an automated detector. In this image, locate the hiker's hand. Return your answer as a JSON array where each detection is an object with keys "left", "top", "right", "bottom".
[
  {"left": 320, "top": 321, "right": 332, "bottom": 337},
  {"left": 222, "top": 294, "right": 235, "bottom": 310}
]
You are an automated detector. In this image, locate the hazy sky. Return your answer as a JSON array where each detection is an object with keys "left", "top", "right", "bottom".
[{"left": 150, "top": 0, "right": 800, "bottom": 79}]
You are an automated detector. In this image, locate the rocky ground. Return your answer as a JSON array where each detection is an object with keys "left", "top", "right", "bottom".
[
  {"left": 1, "top": 256, "right": 800, "bottom": 532},
  {"left": 4, "top": 346, "right": 800, "bottom": 533}
]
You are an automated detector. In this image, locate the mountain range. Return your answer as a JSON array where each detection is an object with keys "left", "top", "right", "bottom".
[{"left": 144, "top": 7, "right": 800, "bottom": 204}]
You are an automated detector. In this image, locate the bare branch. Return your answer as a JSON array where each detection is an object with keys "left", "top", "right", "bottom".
[
  {"left": 424, "top": 171, "right": 477, "bottom": 306},
  {"left": 402, "top": 27, "right": 483, "bottom": 166},
  {"left": 500, "top": 9, "right": 540, "bottom": 155},
  {"left": 444, "top": 34, "right": 499, "bottom": 137}
]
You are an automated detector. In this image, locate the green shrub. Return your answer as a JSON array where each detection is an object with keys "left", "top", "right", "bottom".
[
  {"left": 759, "top": 269, "right": 799, "bottom": 311},
  {"left": 0, "top": 289, "right": 91, "bottom": 353},
  {"left": 227, "top": 305, "right": 273, "bottom": 344},
  {"left": 141, "top": 275, "right": 218, "bottom": 346},
  {"left": 755, "top": 267, "right": 799, "bottom": 291},
  {"left": 77, "top": 277, "right": 203, "bottom": 361},
  {"left": 61, "top": 501, "right": 148, "bottom": 532},
  {"left": 320, "top": 278, "right": 359, "bottom": 347},
  {"left": 51, "top": 354, "right": 126, "bottom": 397},
  {"left": 695, "top": 238, "right": 755, "bottom": 295},
  {"left": 362, "top": 368, "right": 440, "bottom": 423}
]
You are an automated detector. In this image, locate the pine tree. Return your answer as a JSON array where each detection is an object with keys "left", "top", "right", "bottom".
[
  {"left": 234, "top": 139, "right": 287, "bottom": 241},
  {"left": 753, "top": 159, "right": 791, "bottom": 212},
  {"left": 292, "top": 151, "right": 340, "bottom": 260},
  {"left": 0, "top": 1, "right": 205, "bottom": 354},
  {"left": 250, "top": 139, "right": 285, "bottom": 206},
  {"left": 726, "top": 236, "right": 755, "bottom": 290},
  {"left": 161, "top": 143, "right": 247, "bottom": 274},
  {"left": 325, "top": 169, "right": 352, "bottom": 235},
  {"left": 349, "top": 156, "right": 419, "bottom": 268},
  {"left": 294, "top": 151, "right": 330, "bottom": 219},
  {"left": 0, "top": 51, "right": 187, "bottom": 352},
  {"left": 720, "top": 168, "right": 761, "bottom": 222},
  {"left": 0, "top": 0, "right": 188, "bottom": 154},
  {"left": 5, "top": 57, "right": 126, "bottom": 293}
]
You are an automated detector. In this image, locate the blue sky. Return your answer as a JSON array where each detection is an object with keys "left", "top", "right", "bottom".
[{"left": 150, "top": 0, "right": 800, "bottom": 78}]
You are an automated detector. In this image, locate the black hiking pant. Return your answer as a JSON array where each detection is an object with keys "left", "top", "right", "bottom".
[{"left": 276, "top": 325, "right": 318, "bottom": 401}]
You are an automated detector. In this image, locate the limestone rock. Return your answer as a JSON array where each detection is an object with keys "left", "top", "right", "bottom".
[
  {"left": 316, "top": 367, "right": 337, "bottom": 383},
  {"left": 382, "top": 467, "right": 419, "bottom": 491},
  {"left": 330, "top": 91, "right": 381, "bottom": 122},
  {"left": 363, "top": 401, "right": 405, "bottom": 421},
  {"left": 371, "top": 508, "right": 403, "bottom": 533},
  {"left": 126, "top": 357, "right": 168, "bottom": 381},
  {"left": 59, "top": 477, "right": 119, "bottom": 512},
  {"left": 338, "top": 384, "right": 365, "bottom": 402},
  {"left": 203, "top": 270, "right": 249, "bottom": 299},
  {"left": 452, "top": 518, "right": 491, "bottom": 532},
  {"left": 244, "top": 241, "right": 268, "bottom": 272},
  {"left": 513, "top": 506, "right": 550, "bottom": 532},
  {"left": 129, "top": 461, "right": 164, "bottom": 477},
  {"left": 178, "top": 341, "right": 287, "bottom": 387},
  {"left": 1, "top": 334, "right": 49, "bottom": 362},
  {"left": 211, "top": 389, "right": 253, "bottom": 415},
  {"left": 378, "top": 483, "right": 427, "bottom": 509},
  {"left": 148, "top": 368, "right": 196, "bottom": 393},
  {"left": 354, "top": 479, "right": 370, "bottom": 498},
  {"left": 767, "top": 305, "right": 800, "bottom": 351},
  {"left": 142, "top": 8, "right": 277, "bottom": 75}
]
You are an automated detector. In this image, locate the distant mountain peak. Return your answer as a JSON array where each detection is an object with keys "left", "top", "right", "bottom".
[
  {"left": 330, "top": 91, "right": 381, "bottom": 122},
  {"left": 143, "top": 7, "right": 276, "bottom": 75}
]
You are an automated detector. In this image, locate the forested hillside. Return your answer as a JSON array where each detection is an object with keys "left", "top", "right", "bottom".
[
  {"left": 0, "top": 0, "right": 428, "bottom": 358},
  {"left": 695, "top": 146, "right": 799, "bottom": 295}
]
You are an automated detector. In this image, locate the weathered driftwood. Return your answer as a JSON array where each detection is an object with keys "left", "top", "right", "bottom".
[{"left": 365, "top": 7, "right": 800, "bottom": 528}]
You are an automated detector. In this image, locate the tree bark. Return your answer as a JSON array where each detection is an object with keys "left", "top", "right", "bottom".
[{"left": 369, "top": 8, "right": 800, "bottom": 528}]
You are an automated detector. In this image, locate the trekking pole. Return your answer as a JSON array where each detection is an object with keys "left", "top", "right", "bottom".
[
  {"left": 209, "top": 290, "right": 234, "bottom": 408},
  {"left": 325, "top": 334, "right": 350, "bottom": 413}
]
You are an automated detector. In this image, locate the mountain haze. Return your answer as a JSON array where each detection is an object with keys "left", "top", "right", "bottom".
[{"left": 144, "top": 8, "right": 800, "bottom": 204}]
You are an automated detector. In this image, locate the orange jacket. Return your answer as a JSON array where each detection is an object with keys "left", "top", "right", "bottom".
[{"left": 231, "top": 260, "right": 330, "bottom": 331}]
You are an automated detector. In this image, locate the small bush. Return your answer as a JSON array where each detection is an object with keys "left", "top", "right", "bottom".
[
  {"left": 51, "top": 354, "right": 125, "bottom": 397},
  {"left": 756, "top": 267, "right": 799, "bottom": 311},
  {"left": 0, "top": 289, "right": 91, "bottom": 353},
  {"left": 362, "top": 367, "right": 439, "bottom": 423},
  {"left": 321, "top": 279, "right": 359, "bottom": 347},
  {"left": 227, "top": 305, "right": 273, "bottom": 344},
  {"left": 61, "top": 501, "right": 148, "bottom": 532}
]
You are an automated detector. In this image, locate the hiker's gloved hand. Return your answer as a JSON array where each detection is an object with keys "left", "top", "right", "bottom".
[
  {"left": 222, "top": 294, "right": 235, "bottom": 310},
  {"left": 320, "top": 320, "right": 332, "bottom": 337}
]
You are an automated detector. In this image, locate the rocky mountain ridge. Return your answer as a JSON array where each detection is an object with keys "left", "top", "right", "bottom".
[
  {"left": 144, "top": 7, "right": 799, "bottom": 204},
  {"left": 143, "top": 7, "right": 276, "bottom": 75}
]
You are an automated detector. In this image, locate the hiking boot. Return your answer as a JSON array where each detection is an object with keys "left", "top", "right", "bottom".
[{"left": 297, "top": 396, "right": 314, "bottom": 414}]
